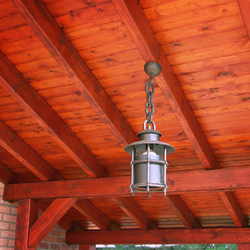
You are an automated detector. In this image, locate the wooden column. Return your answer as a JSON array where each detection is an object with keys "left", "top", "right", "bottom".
[
  {"left": 238, "top": 244, "right": 250, "bottom": 250},
  {"left": 79, "top": 245, "right": 96, "bottom": 250},
  {"left": 15, "top": 199, "right": 39, "bottom": 250},
  {"left": 15, "top": 198, "right": 76, "bottom": 249},
  {"left": 29, "top": 198, "right": 76, "bottom": 248}
]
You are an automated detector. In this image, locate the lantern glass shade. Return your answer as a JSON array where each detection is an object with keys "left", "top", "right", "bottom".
[{"left": 124, "top": 129, "right": 175, "bottom": 196}]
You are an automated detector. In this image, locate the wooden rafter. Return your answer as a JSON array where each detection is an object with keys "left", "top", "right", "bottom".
[
  {"left": 111, "top": 0, "right": 218, "bottom": 228},
  {"left": 163, "top": 195, "right": 201, "bottom": 229},
  {"left": 111, "top": 0, "right": 219, "bottom": 171},
  {"left": 218, "top": 191, "right": 248, "bottom": 227},
  {"left": 66, "top": 228, "right": 250, "bottom": 245},
  {"left": 5, "top": 166, "right": 250, "bottom": 200},
  {"left": 0, "top": 118, "right": 117, "bottom": 230},
  {"left": 0, "top": 51, "right": 108, "bottom": 178},
  {"left": 237, "top": 0, "right": 250, "bottom": 38},
  {"left": 113, "top": 197, "right": 157, "bottom": 230},
  {"left": 0, "top": 39, "right": 154, "bottom": 229},
  {"left": 0, "top": 162, "right": 24, "bottom": 184},
  {"left": 11, "top": 0, "right": 138, "bottom": 147},
  {"left": 74, "top": 200, "right": 119, "bottom": 231},
  {"left": 29, "top": 198, "right": 76, "bottom": 247},
  {"left": 0, "top": 120, "right": 63, "bottom": 182},
  {"left": 111, "top": 0, "right": 247, "bottom": 229}
]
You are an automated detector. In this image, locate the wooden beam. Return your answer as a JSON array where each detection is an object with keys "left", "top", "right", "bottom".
[
  {"left": 39, "top": 201, "right": 83, "bottom": 232},
  {"left": 5, "top": 166, "right": 250, "bottom": 200},
  {"left": 15, "top": 199, "right": 38, "bottom": 250},
  {"left": 74, "top": 199, "right": 119, "bottom": 230},
  {"left": 3, "top": 0, "right": 155, "bottom": 231},
  {"left": 0, "top": 60, "right": 152, "bottom": 231},
  {"left": 0, "top": 120, "right": 62, "bottom": 182},
  {"left": 29, "top": 198, "right": 76, "bottom": 247},
  {"left": 0, "top": 51, "right": 108, "bottom": 178},
  {"left": 238, "top": 244, "right": 250, "bottom": 250},
  {"left": 66, "top": 228, "right": 250, "bottom": 245},
  {"left": 114, "top": 197, "right": 157, "bottom": 230},
  {"left": 112, "top": 0, "right": 230, "bottom": 230},
  {"left": 0, "top": 161, "right": 24, "bottom": 184},
  {"left": 11, "top": 0, "right": 138, "bottom": 147},
  {"left": 112, "top": 0, "right": 219, "bottom": 170},
  {"left": 0, "top": 51, "right": 153, "bottom": 232},
  {"left": 218, "top": 191, "right": 248, "bottom": 227},
  {"left": 0, "top": 162, "right": 82, "bottom": 232},
  {"left": 163, "top": 195, "right": 201, "bottom": 229},
  {"left": 0, "top": 116, "right": 117, "bottom": 230},
  {"left": 237, "top": 0, "right": 250, "bottom": 38}
]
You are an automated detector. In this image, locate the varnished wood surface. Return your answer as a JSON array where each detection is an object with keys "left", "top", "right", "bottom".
[
  {"left": 0, "top": 0, "right": 250, "bottom": 241},
  {"left": 67, "top": 228, "right": 250, "bottom": 245}
]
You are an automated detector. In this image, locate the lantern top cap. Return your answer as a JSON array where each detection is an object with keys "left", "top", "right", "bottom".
[
  {"left": 124, "top": 129, "right": 175, "bottom": 155},
  {"left": 138, "top": 129, "right": 161, "bottom": 137}
]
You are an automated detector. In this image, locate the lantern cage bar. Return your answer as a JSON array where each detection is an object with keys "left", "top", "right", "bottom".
[{"left": 125, "top": 129, "right": 175, "bottom": 197}]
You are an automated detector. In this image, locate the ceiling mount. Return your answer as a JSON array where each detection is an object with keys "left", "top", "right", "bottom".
[{"left": 144, "top": 61, "right": 162, "bottom": 76}]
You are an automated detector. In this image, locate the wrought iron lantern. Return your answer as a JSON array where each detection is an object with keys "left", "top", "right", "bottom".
[{"left": 124, "top": 62, "right": 175, "bottom": 197}]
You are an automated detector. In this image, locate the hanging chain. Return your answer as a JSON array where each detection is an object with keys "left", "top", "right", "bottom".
[{"left": 145, "top": 73, "right": 155, "bottom": 128}]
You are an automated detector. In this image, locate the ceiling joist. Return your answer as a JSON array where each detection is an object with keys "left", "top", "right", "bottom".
[
  {"left": 73, "top": 199, "right": 119, "bottom": 231},
  {"left": 111, "top": 0, "right": 219, "bottom": 170},
  {"left": 0, "top": 51, "right": 108, "bottom": 178},
  {"left": 113, "top": 197, "right": 157, "bottom": 230},
  {"left": 0, "top": 51, "right": 154, "bottom": 230},
  {"left": 111, "top": 0, "right": 247, "bottom": 229},
  {"left": 0, "top": 119, "right": 63, "bottom": 182},
  {"left": 237, "top": 0, "right": 250, "bottom": 38},
  {"left": 163, "top": 195, "right": 201, "bottom": 229},
  {"left": 0, "top": 111, "right": 117, "bottom": 231},
  {"left": 2, "top": 1, "right": 156, "bottom": 230},
  {"left": 218, "top": 191, "right": 248, "bottom": 227},
  {"left": 0, "top": 162, "right": 24, "bottom": 184},
  {"left": 11, "top": 0, "right": 138, "bottom": 147}
]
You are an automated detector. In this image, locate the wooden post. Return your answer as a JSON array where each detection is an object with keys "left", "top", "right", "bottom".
[
  {"left": 29, "top": 198, "right": 76, "bottom": 247},
  {"left": 15, "top": 199, "right": 39, "bottom": 250},
  {"left": 238, "top": 244, "right": 250, "bottom": 250},
  {"left": 79, "top": 245, "right": 96, "bottom": 250}
]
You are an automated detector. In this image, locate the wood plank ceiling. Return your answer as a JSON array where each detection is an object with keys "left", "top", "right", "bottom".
[{"left": 0, "top": 0, "right": 250, "bottom": 246}]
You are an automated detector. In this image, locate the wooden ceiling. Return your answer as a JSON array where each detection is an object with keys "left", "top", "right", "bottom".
[{"left": 1, "top": 0, "right": 250, "bottom": 247}]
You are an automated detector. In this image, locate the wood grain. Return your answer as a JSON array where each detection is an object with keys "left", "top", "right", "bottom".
[
  {"left": 15, "top": 199, "right": 38, "bottom": 250},
  {"left": 218, "top": 191, "right": 248, "bottom": 227},
  {"left": 66, "top": 228, "right": 250, "bottom": 244},
  {"left": 5, "top": 166, "right": 250, "bottom": 200},
  {"left": 29, "top": 197, "right": 76, "bottom": 247},
  {"left": 163, "top": 195, "right": 201, "bottom": 228},
  {"left": 11, "top": 0, "right": 138, "bottom": 147},
  {"left": 112, "top": 0, "right": 219, "bottom": 170},
  {"left": 0, "top": 49, "right": 108, "bottom": 178}
]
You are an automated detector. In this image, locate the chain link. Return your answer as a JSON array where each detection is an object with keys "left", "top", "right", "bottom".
[{"left": 145, "top": 73, "right": 155, "bottom": 126}]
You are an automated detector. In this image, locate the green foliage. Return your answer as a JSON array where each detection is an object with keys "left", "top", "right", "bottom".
[{"left": 97, "top": 245, "right": 238, "bottom": 250}]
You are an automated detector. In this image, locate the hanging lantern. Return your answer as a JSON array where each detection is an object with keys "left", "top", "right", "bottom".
[{"left": 124, "top": 62, "right": 175, "bottom": 197}]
